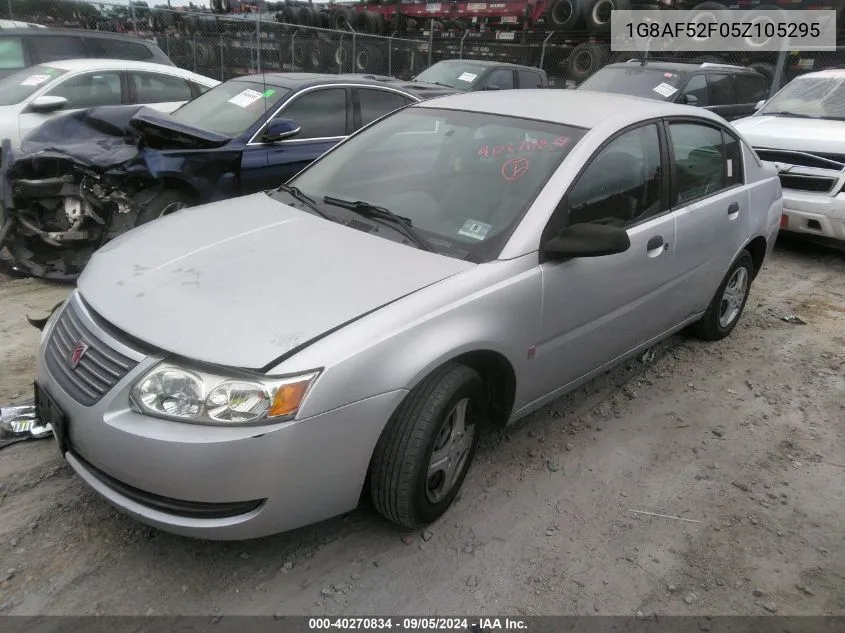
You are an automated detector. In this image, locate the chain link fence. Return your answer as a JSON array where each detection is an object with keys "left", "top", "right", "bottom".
[{"left": 4, "top": 0, "right": 845, "bottom": 94}]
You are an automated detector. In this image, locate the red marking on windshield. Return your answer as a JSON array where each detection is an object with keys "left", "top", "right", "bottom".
[
  {"left": 478, "top": 136, "right": 572, "bottom": 157},
  {"left": 502, "top": 157, "right": 530, "bottom": 182}
]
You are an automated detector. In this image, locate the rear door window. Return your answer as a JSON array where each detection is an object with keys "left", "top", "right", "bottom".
[
  {"left": 0, "top": 36, "right": 26, "bottom": 71},
  {"left": 517, "top": 70, "right": 544, "bottom": 88},
  {"left": 130, "top": 71, "right": 192, "bottom": 103},
  {"left": 357, "top": 88, "right": 411, "bottom": 127},
  {"left": 669, "top": 122, "right": 731, "bottom": 204},
  {"left": 486, "top": 68, "right": 515, "bottom": 90},
  {"left": 32, "top": 36, "right": 88, "bottom": 63}
]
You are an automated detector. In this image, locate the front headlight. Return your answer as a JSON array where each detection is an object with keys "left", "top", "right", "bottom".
[{"left": 130, "top": 363, "right": 319, "bottom": 425}]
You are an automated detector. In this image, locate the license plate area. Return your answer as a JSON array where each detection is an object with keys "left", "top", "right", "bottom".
[{"left": 34, "top": 382, "right": 68, "bottom": 455}]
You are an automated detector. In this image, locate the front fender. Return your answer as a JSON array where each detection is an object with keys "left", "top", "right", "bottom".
[{"left": 274, "top": 254, "right": 542, "bottom": 421}]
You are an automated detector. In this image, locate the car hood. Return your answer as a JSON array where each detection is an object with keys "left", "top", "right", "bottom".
[
  {"left": 732, "top": 115, "right": 845, "bottom": 153},
  {"left": 129, "top": 108, "right": 232, "bottom": 149},
  {"left": 78, "top": 193, "right": 474, "bottom": 370}
]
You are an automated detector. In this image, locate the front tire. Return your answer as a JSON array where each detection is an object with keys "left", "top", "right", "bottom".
[
  {"left": 691, "top": 250, "right": 754, "bottom": 341},
  {"left": 134, "top": 189, "right": 193, "bottom": 226},
  {"left": 370, "top": 363, "right": 485, "bottom": 528}
]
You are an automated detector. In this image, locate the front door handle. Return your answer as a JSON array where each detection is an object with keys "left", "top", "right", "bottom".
[
  {"left": 646, "top": 235, "right": 668, "bottom": 257},
  {"left": 728, "top": 202, "right": 739, "bottom": 216}
]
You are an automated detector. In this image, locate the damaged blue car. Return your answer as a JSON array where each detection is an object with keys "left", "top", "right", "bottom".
[{"left": 0, "top": 72, "right": 449, "bottom": 280}]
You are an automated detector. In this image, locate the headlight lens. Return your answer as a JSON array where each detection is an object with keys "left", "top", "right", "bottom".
[{"left": 131, "top": 363, "right": 319, "bottom": 425}]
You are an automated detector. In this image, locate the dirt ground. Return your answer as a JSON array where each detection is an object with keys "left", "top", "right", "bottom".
[{"left": 0, "top": 236, "right": 844, "bottom": 617}]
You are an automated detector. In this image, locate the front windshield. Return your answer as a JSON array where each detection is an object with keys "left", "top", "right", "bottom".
[
  {"left": 0, "top": 64, "right": 67, "bottom": 106},
  {"left": 283, "top": 107, "right": 587, "bottom": 262},
  {"left": 169, "top": 79, "right": 290, "bottom": 136},
  {"left": 578, "top": 67, "right": 684, "bottom": 101},
  {"left": 759, "top": 76, "right": 845, "bottom": 120},
  {"left": 414, "top": 62, "right": 487, "bottom": 90}
]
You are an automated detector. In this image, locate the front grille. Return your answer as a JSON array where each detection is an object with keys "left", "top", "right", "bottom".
[
  {"left": 778, "top": 174, "right": 836, "bottom": 193},
  {"left": 756, "top": 148, "right": 845, "bottom": 170},
  {"left": 45, "top": 300, "right": 139, "bottom": 406}
]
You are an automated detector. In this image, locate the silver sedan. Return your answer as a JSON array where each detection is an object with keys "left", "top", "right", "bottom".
[{"left": 34, "top": 89, "right": 783, "bottom": 540}]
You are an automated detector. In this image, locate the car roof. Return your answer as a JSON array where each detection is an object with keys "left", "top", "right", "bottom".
[
  {"left": 232, "top": 72, "right": 427, "bottom": 92},
  {"left": 0, "top": 27, "right": 157, "bottom": 42},
  {"left": 430, "top": 59, "right": 543, "bottom": 71},
  {"left": 415, "top": 89, "right": 727, "bottom": 129},
  {"left": 31, "top": 58, "right": 218, "bottom": 84},
  {"left": 601, "top": 61, "right": 757, "bottom": 74}
]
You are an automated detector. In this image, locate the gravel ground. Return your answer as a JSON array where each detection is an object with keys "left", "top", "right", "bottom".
[{"left": 0, "top": 236, "right": 844, "bottom": 617}]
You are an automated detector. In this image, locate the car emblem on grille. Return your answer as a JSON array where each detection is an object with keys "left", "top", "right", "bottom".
[{"left": 70, "top": 340, "right": 89, "bottom": 369}]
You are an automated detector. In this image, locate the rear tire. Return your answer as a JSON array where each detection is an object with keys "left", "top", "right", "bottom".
[
  {"left": 691, "top": 250, "right": 754, "bottom": 341},
  {"left": 370, "top": 363, "right": 485, "bottom": 528}
]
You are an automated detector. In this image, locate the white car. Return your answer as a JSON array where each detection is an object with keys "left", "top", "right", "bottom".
[
  {"left": 733, "top": 69, "right": 845, "bottom": 246},
  {"left": 0, "top": 59, "right": 219, "bottom": 150}
]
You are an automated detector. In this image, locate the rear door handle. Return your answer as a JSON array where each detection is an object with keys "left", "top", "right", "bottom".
[{"left": 728, "top": 202, "right": 739, "bottom": 216}]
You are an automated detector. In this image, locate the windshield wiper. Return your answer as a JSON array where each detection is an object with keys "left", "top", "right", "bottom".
[
  {"left": 418, "top": 80, "right": 454, "bottom": 88},
  {"left": 762, "top": 111, "right": 816, "bottom": 118},
  {"left": 276, "top": 184, "right": 334, "bottom": 220},
  {"left": 322, "top": 196, "right": 433, "bottom": 252}
]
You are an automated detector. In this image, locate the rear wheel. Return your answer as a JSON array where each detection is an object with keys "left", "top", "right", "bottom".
[
  {"left": 370, "top": 363, "right": 485, "bottom": 528},
  {"left": 691, "top": 250, "right": 754, "bottom": 341}
]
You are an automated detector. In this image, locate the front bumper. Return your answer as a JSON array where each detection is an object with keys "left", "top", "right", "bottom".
[
  {"left": 781, "top": 190, "right": 845, "bottom": 243},
  {"left": 36, "top": 292, "right": 406, "bottom": 540}
]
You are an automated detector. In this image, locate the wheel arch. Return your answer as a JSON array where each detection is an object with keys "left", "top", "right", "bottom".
[
  {"left": 157, "top": 176, "right": 202, "bottom": 202},
  {"left": 361, "top": 346, "right": 517, "bottom": 478},
  {"left": 744, "top": 234, "right": 767, "bottom": 280}
]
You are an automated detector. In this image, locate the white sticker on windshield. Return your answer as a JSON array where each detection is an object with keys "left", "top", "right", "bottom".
[
  {"left": 21, "top": 74, "right": 50, "bottom": 87},
  {"left": 653, "top": 82, "right": 678, "bottom": 98},
  {"left": 227, "top": 88, "right": 264, "bottom": 108},
  {"left": 458, "top": 219, "right": 492, "bottom": 241},
  {"left": 458, "top": 72, "right": 478, "bottom": 83}
]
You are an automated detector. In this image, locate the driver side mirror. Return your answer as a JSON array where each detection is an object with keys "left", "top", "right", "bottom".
[
  {"left": 542, "top": 222, "right": 631, "bottom": 261},
  {"left": 263, "top": 118, "right": 301, "bottom": 143},
  {"left": 29, "top": 95, "right": 69, "bottom": 113},
  {"left": 754, "top": 99, "right": 766, "bottom": 111},
  {"left": 681, "top": 93, "right": 698, "bottom": 106}
]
